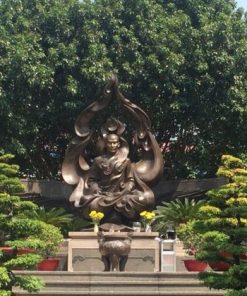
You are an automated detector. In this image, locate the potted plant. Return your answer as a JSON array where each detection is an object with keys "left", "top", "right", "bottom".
[
  {"left": 34, "top": 222, "right": 63, "bottom": 271},
  {"left": 176, "top": 220, "right": 208, "bottom": 272},
  {"left": 206, "top": 250, "right": 232, "bottom": 271}
]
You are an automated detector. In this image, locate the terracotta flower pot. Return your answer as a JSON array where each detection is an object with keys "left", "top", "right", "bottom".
[
  {"left": 220, "top": 251, "right": 247, "bottom": 262},
  {"left": 240, "top": 254, "right": 247, "bottom": 262},
  {"left": 1, "top": 247, "right": 35, "bottom": 270},
  {"left": 37, "top": 258, "right": 60, "bottom": 271},
  {"left": 183, "top": 259, "right": 208, "bottom": 272},
  {"left": 209, "top": 261, "right": 231, "bottom": 271},
  {"left": 0, "top": 247, "right": 34, "bottom": 255},
  {"left": 219, "top": 251, "right": 233, "bottom": 259},
  {"left": 0, "top": 247, "right": 14, "bottom": 255}
]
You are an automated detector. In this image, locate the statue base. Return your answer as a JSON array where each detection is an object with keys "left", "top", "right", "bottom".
[{"left": 67, "top": 231, "right": 160, "bottom": 272}]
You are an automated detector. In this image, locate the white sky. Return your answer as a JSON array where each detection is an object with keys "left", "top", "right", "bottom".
[{"left": 236, "top": 0, "right": 247, "bottom": 10}]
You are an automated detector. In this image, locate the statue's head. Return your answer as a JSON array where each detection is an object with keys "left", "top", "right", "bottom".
[{"left": 106, "top": 133, "right": 120, "bottom": 154}]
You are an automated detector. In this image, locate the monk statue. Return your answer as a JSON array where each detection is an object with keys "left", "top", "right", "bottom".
[{"left": 62, "top": 75, "right": 163, "bottom": 225}]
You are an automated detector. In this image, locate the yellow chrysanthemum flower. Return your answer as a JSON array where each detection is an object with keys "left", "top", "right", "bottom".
[
  {"left": 89, "top": 210, "right": 104, "bottom": 222},
  {"left": 140, "top": 211, "right": 147, "bottom": 217},
  {"left": 139, "top": 211, "right": 155, "bottom": 222}
]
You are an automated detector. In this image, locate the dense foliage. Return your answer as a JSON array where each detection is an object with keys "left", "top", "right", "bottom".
[
  {"left": 0, "top": 151, "right": 63, "bottom": 295},
  {"left": 194, "top": 155, "right": 247, "bottom": 296},
  {"left": 0, "top": 0, "right": 247, "bottom": 179},
  {"left": 153, "top": 197, "right": 204, "bottom": 233},
  {"left": 25, "top": 206, "right": 93, "bottom": 236}
]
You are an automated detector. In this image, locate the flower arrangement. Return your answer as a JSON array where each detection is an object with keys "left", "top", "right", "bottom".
[
  {"left": 89, "top": 210, "right": 104, "bottom": 222},
  {"left": 89, "top": 210, "right": 104, "bottom": 232},
  {"left": 140, "top": 211, "right": 156, "bottom": 232},
  {"left": 140, "top": 211, "right": 155, "bottom": 222}
]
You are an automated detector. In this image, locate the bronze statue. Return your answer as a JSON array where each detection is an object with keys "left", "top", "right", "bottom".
[{"left": 62, "top": 75, "right": 163, "bottom": 225}]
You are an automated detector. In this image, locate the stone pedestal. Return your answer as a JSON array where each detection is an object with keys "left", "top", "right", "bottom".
[{"left": 68, "top": 231, "right": 160, "bottom": 272}]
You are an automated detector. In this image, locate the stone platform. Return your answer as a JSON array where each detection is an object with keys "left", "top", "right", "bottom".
[
  {"left": 68, "top": 231, "right": 160, "bottom": 272},
  {"left": 13, "top": 236, "right": 223, "bottom": 296},
  {"left": 58, "top": 236, "right": 208, "bottom": 273}
]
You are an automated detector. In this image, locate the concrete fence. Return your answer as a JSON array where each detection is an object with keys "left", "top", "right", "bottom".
[{"left": 21, "top": 177, "right": 227, "bottom": 203}]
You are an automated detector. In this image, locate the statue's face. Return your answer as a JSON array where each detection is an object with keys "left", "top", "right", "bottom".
[{"left": 106, "top": 134, "right": 120, "bottom": 154}]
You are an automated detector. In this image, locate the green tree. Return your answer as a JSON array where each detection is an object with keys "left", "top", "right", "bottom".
[
  {"left": 0, "top": 151, "right": 63, "bottom": 295},
  {"left": 193, "top": 155, "right": 247, "bottom": 296},
  {"left": 0, "top": 0, "right": 246, "bottom": 179}
]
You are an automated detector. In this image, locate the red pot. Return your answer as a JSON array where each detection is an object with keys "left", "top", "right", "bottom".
[
  {"left": 0, "top": 247, "right": 14, "bottom": 255},
  {"left": 209, "top": 261, "right": 231, "bottom": 271},
  {"left": 0, "top": 247, "right": 34, "bottom": 255},
  {"left": 219, "top": 251, "right": 233, "bottom": 259},
  {"left": 219, "top": 251, "right": 247, "bottom": 263},
  {"left": 37, "top": 258, "right": 60, "bottom": 271},
  {"left": 240, "top": 254, "right": 247, "bottom": 262},
  {"left": 183, "top": 259, "right": 208, "bottom": 272}
]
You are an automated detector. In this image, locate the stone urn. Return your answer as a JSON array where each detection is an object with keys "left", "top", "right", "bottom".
[{"left": 98, "top": 230, "right": 132, "bottom": 272}]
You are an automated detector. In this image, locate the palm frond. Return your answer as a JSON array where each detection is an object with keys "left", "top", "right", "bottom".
[{"left": 153, "top": 198, "right": 205, "bottom": 234}]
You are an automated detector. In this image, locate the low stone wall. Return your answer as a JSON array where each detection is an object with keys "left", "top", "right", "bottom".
[
  {"left": 21, "top": 177, "right": 227, "bottom": 202},
  {"left": 21, "top": 179, "right": 72, "bottom": 200},
  {"left": 153, "top": 177, "right": 227, "bottom": 202}
]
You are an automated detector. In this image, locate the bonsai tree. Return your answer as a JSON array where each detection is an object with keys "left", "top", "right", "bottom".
[
  {"left": 176, "top": 220, "right": 208, "bottom": 272},
  {"left": 176, "top": 220, "right": 203, "bottom": 256},
  {"left": 0, "top": 151, "right": 63, "bottom": 295},
  {"left": 193, "top": 155, "right": 247, "bottom": 296}
]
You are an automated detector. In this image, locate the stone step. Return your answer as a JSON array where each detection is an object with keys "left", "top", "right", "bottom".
[
  {"left": 12, "top": 291, "right": 225, "bottom": 296},
  {"left": 13, "top": 271, "right": 200, "bottom": 281},
  {"left": 13, "top": 271, "right": 225, "bottom": 296},
  {"left": 14, "top": 280, "right": 214, "bottom": 292}
]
